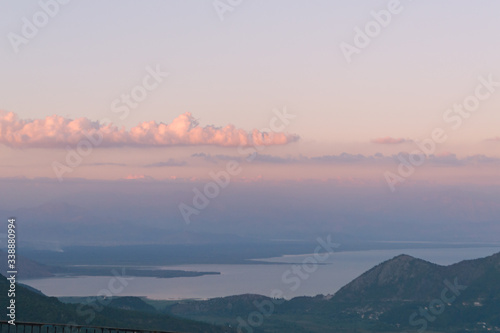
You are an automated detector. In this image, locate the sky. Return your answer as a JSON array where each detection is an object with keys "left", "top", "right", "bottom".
[
  {"left": 1, "top": 0, "right": 499, "bottom": 183},
  {"left": 0, "top": 1, "right": 499, "bottom": 245}
]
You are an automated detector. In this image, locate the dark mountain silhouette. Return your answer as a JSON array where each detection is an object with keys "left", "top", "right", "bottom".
[
  {"left": 0, "top": 274, "right": 235, "bottom": 333},
  {"left": 332, "top": 252, "right": 500, "bottom": 303},
  {"left": 165, "top": 252, "right": 500, "bottom": 332},
  {"left": 5, "top": 250, "right": 500, "bottom": 332}
]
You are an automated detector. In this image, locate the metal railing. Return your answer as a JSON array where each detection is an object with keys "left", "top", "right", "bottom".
[{"left": 0, "top": 322, "right": 179, "bottom": 333}]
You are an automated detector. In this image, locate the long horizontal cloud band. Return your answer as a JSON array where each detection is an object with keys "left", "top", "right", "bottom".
[
  {"left": 371, "top": 136, "right": 412, "bottom": 144},
  {"left": 0, "top": 112, "right": 299, "bottom": 148},
  {"left": 191, "top": 152, "right": 500, "bottom": 166}
]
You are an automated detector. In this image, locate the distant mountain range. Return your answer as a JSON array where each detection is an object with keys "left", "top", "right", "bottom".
[
  {"left": 164, "top": 252, "right": 500, "bottom": 332},
  {"left": 2, "top": 251, "right": 500, "bottom": 332},
  {"left": 0, "top": 250, "right": 54, "bottom": 279}
]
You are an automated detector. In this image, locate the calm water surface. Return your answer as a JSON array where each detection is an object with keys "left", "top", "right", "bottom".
[{"left": 21, "top": 246, "right": 500, "bottom": 300}]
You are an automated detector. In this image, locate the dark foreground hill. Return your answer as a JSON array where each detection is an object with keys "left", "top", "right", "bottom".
[
  {"left": 333, "top": 252, "right": 500, "bottom": 303},
  {"left": 4, "top": 251, "right": 500, "bottom": 332},
  {"left": 165, "top": 252, "right": 500, "bottom": 332},
  {"left": 0, "top": 275, "right": 234, "bottom": 333}
]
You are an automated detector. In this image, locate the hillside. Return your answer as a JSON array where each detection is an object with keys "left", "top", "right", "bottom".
[
  {"left": 165, "top": 251, "right": 500, "bottom": 332},
  {"left": 0, "top": 274, "right": 234, "bottom": 333},
  {"left": 4, "top": 251, "right": 500, "bottom": 332},
  {"left": 333, "top": 252, "right": 500, "bottom": 303},
  {"left": 0, "top": 250, "right": 54, "bottom": 279}
]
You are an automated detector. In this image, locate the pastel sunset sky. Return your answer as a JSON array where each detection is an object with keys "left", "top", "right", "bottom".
[{"left": 1, "top": 0, "right": 499, "bottom": 186}]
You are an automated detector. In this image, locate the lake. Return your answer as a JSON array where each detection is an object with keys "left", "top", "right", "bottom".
[{"left": 21, "top": 246, "right": 500, "bottom": 300}]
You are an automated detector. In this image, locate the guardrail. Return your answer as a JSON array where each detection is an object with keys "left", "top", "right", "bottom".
[{"left": 0, "top": 321, "right": 179, "bottom": 333}]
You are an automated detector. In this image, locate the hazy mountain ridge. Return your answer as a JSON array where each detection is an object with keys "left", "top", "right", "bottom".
[
  {"left": 0, "top": 250, "right": 54, "bottom": 279},
  {"left": 0, "top": 250, "right": 220, "bottom": 280},
  {"left": 5, "top": 180, "right": 500, "bottom": 248}
]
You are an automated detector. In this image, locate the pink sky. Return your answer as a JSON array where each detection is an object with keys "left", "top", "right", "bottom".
[{"left": 0, "top": 1, "right": 499, "bottom": 190}]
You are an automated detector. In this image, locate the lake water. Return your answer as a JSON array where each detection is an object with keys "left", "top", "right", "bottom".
[{"left": 21, "top": 246, "right": 500, "bottom": 300}]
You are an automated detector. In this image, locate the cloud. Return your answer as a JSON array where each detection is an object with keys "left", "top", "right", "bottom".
[
  {"left": 192, "top": 153, "right": 245, "bottom": 163},
  {"left": 191, "top": 152, "right": 387, "bottom": 165},
  {"left": 371, "top": 137, "right": 411, "bottom": 144},
  {"left": 312, "top": 153, "right": 384, "bottom": 163},
  {"left": 191, "top": 153, "right": 299, "bottom": 164},
  {"left": 123, "top": 174, "right": 154, "bottom": 180},
  {"left": 486, "top": 136, "right": 500, "bottom": 142},
  {"left": 396, "top": 153, "right": 500, "bottom": 166},
  {"left": 462, "top": 154, "right": 500, "bottom": 165},
  {"left": 252, "top": 154, "right": 298, "bottom": 164},
  {"left": 144, "top": 158, "right": 187, "bottom": 167},
  {"left": 190, "top": 152, "right": 219, "bottom": 164},
  {"left": 191, "top": 152, "right": 500, "bottom": 167},
  {"left": 86, "top": 162, "right": 127, "bottom": 167},
  {"left": 425, "top": 153, "right": 462, "bottom": 165},
  {"left": 0, "top": 111, "right": 299, "bottom": 148}
]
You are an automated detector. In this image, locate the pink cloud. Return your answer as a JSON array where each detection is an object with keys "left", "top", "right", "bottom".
[
  {"left": 371, "top": 136, "right": 411, "bottom": 144},
  {"left": 486, "top": 136, "right": 500, "bottom": 142},
  {"left": 0, "top": 111, "right": 299, "bottom": 148},
  {"left": 123, "top": 174, "right": 152, "bottom": 180}
]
